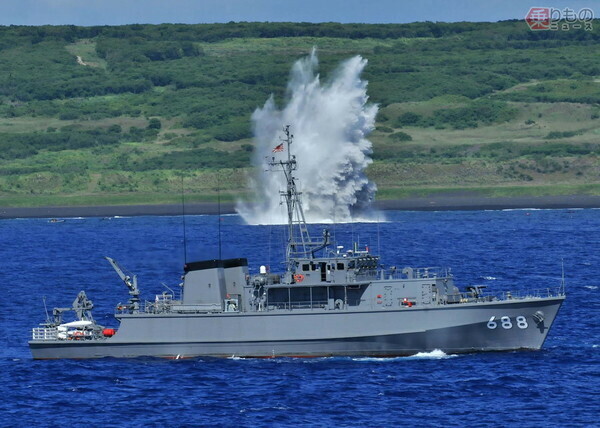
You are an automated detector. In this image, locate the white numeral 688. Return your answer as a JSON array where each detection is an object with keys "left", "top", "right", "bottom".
[{"left": 487, "top": 315, "right": 528, "bottom": 330}]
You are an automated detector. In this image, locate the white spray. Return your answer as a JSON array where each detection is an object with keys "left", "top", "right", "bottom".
[{"left": 237, "top": 50, "right": 379, "bottom": 224}]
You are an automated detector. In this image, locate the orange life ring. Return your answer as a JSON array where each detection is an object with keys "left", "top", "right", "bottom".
[{"left": 293, "top": 274, "right": 305, "bottom": 283}]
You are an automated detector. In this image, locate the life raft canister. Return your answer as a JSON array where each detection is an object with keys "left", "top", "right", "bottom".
[
  {"left": 103, "top": 328, "right": 116, "bottom": 337},
  {"left": 293, "top": 274, "right": 305, "bottom": 283}
]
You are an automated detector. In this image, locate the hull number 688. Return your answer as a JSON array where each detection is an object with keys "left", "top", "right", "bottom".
[{"left": 487, "top": 316, "right": 528, "bottom": 329}]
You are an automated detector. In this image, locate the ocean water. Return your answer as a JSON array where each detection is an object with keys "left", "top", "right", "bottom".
[{"left": 0, "top": 209, "right": 598, "bottom": 427}]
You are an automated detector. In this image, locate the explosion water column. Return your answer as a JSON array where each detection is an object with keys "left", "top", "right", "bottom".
[{"left": 237, "top": 50, "right": 379, "bottom": 224}]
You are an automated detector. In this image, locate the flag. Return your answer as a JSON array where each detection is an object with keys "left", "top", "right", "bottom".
[{"left": 272, "top": 143, "right": 284, "bottom": 153}]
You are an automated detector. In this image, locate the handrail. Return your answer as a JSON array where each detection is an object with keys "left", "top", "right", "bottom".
[
  {"left": 448, "top": 286, "right": 566, "bottom": 305},
  {"left": 379, "top": 266, "right": 450, "bottom": 280},
  {"left": 494, "top": 287, "right": 565, "bottom": 300},
  {"left": 32, "top": 327, "right": 58, "bottom": 340}
]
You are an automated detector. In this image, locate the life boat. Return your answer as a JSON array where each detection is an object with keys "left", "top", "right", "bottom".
[{"left": 72, "top": 331, "right": 85, "bottom": 340}]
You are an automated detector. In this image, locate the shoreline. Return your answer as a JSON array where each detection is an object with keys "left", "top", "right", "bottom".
[{"left": 1, "top": 194, "right": 600, "bottom": 219}]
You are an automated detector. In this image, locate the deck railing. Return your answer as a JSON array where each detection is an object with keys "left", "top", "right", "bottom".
[
  {"left": 267, "top": 300, "right": 329, "bottom": 311},
  {"left": 450, "top": 286, "right": 566, "bottom": 305},
  {"left": 32, "top": 327, "right": 58, "bottom": 340},
  {"left": 494, "top": 286, "right": 566, "bottom": 301}
]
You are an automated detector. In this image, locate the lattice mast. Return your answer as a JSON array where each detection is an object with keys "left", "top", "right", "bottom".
[{"left": 268, "top": 126, "right": 329, "bottom": 271}]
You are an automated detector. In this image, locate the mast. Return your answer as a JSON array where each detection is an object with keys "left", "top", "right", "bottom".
[{"left": 268, "top": 126, "right": 329, "bottom": 272}]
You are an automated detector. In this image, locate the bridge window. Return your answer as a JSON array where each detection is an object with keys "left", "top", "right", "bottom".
[
  {"left": 302, "top": 264, "right": 310, "bottom": 271},
  {"left": 337, "top": 263, "right": 345, "bottom": 270}
]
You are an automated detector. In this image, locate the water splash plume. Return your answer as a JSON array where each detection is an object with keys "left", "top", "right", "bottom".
[{"left": 237, "top": 49, "right": 379, "bottom": 225}]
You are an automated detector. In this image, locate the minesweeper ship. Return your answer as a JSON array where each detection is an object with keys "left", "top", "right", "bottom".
[{"left": 29, "top": 127, "right": 565, "bottom": 359}]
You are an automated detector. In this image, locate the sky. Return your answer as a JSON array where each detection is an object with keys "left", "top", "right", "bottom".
[{"left": 0, "top": 0, "right": 599, "bottom": 26}]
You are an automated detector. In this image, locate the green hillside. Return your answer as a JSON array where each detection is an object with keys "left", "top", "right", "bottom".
[{"left": 1, "top": 21, "right": 599, "bottom": 207}]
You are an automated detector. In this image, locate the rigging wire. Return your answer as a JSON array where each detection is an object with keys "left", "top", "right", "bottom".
[
  {"left": 377, "top": 210, "right": 381, "bottom": 257},
  {"left": 217, "top": 176, "right": 222, "bottom": 260},
  {"left": 181, "top": 174, "right": 188, "bottom": 264}
]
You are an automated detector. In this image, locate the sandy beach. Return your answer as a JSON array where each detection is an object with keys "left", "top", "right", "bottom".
[{"left": 1, "top": 194, "right": 599, "bottom": 219}]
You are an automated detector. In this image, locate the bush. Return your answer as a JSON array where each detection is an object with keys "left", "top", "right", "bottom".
[
  {"left": 545, "top": 131, "right": 579, "bottom": 139},
  {"left": 0, "top": 128, "right": 124, "bottom": 160},
  {"left": 127, "top": 127, "right": 145, "bottom": 142},
  {"left": 389, "top": 131, "right": 412, "bottom": 142},
  {"left": 211, "top": 120, "right": 252, "bottom": 142},
  {"left": 148, "top": 118, "right": 162, "bottom": 129},
  {"left": 395, "top": 112, "right": 423, "bottom": 127},
  {"left": 376, "top": 125, "right": 394, "bottom": 133},
  {"left": 59, "top": 111, "right": 80, "bottom": 120},
  {"left": 108, "top": 124, "right": 122, "bottom": 133},
  {"left": 132, "top": 148, "right": 251, "bottom": 170},
  {"left": 431, "top": 100, "right": 517, "bottom": 129}
]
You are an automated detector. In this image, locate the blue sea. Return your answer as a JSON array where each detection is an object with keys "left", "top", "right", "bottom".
[{"left": 1, "top": 209, "right": 598, "bottom": 427}]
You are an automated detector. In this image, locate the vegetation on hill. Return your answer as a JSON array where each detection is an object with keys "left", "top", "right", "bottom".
[{"left": 0, "top": 20, "right": 599, "bottom": 206}]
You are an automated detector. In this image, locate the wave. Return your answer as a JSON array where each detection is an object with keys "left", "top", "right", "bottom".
[
  {"left": 351, "top": 349, "right": 457, "bottom": 361},
  {"left": 252, "top": 217, "right": 389, "bottom": 226},
  {"left": 239, "top": 405, "right": 290, "bottom": 413},
  {"left": 584, "top": 285, "right": 598, "bottom": 290},
  {"left": 500, "top": 208, "right": 584, "bottom": 213},
  {"left": 407, "top": 349, "right": 457, "bottom": 359},
  {"left": 352, "top": 356, "right": 405, "bottom": 362},
  {"left": 226, "top": 351, "right": 456, "bottom": 363}
]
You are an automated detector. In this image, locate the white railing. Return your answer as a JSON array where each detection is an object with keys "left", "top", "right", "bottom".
[
  {"left": 496, "top": 287, "right": 565, "bottom": 300},
  {"left": 450, "top": 286, "right": 566, "bottom": 305},
  {"left": 32, "top": 327, "right": 58, "bottom": 340}
]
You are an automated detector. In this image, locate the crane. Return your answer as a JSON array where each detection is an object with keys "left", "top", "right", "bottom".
[{"left": 105, "top": 256, "right": 140, "bottom": 313}]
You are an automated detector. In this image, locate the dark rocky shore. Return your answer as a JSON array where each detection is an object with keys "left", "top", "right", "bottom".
[{"left": 1, "top": 194, "right": 600, "bottom": 219}]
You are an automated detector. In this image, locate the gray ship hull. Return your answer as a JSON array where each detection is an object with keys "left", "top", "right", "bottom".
[{"left": 30, "top": 296, "right": 564, "bottom": 359}]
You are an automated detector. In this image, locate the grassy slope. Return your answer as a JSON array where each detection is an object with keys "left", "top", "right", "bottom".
[
  {"left": 0, "top": 23, "right": 599, "bottom": 206},
  {"left": 369, "top": 96, "right": 600, "bottom": 198}
]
